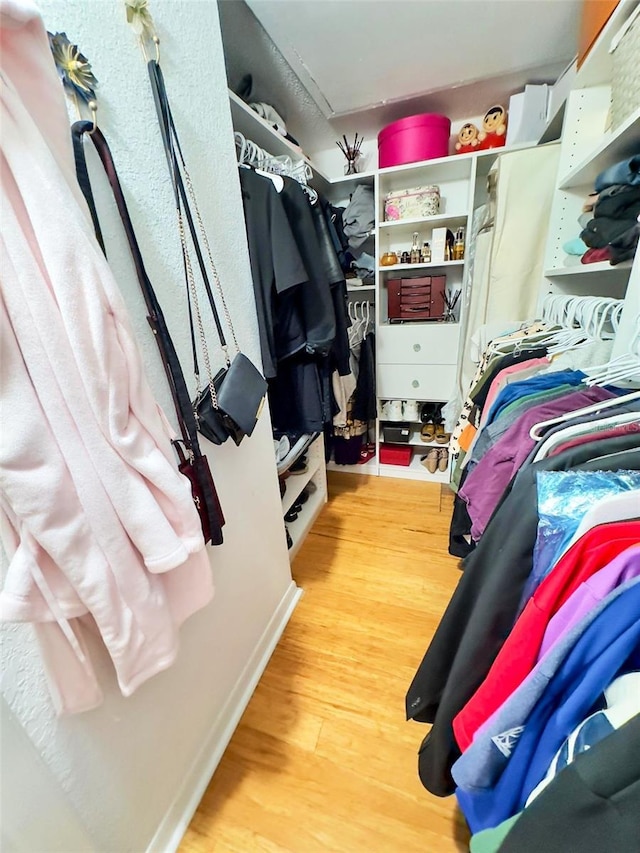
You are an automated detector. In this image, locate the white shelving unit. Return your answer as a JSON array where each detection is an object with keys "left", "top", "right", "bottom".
[
  {"left": 229, "top": 90, "right": 331, "bottom": 193},
  {"left": 287, "top": 471, "right": 328, "bottom": 562},
  {"left": 371, "top": 148, "right": 484, "bottom": 483},
  {"left": 558, "top": 107, "right": 640, "bottom": 189},
  {"left": 379, "top": 456, "right": 450, "bottom": 484},
  {"left": 540, "top": 0, "right": 640, "bottom": 307},
  {"left": 281, "top": 435, "right": 328, "bottom": 562}
]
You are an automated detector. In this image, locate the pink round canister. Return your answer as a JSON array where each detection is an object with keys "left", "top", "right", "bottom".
[{"left": 378, "top": 113, "right": 451, "bottom": 168}]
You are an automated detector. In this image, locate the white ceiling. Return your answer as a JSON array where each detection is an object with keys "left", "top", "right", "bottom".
[{"left": 245, "top": 0, "right": 581, "bottom": 118}]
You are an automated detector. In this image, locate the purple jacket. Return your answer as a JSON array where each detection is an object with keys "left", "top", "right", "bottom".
[{"left": 460, "top": 387, "right": 614, "bottom": 540}]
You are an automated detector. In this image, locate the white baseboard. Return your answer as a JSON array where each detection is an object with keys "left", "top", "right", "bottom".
[{"left": 147, "top": 580, "right": 303, "bottom": 853}]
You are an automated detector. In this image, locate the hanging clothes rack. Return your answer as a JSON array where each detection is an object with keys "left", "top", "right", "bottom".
[{"left": 234, "top": 131, "right": 317, "bottom": 203}]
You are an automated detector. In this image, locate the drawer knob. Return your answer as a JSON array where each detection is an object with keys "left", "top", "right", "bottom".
[
  {"left": 413, "top": 343, "right": 421, "bottom": 352},
  {"left": 412, "top": 379, "right": 419, "bottom": 388}
]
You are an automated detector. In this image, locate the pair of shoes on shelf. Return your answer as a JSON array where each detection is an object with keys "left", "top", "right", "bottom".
[
  {"left": 419, "top": 403, "right": 451, "bottom": 444},
  {"left": 380, "top": 400, "right": 420, "bottom": 422},
  {"left": 420, "top": 447, "right": 449, "bottom": 474},
  {"left": 284, "top": 482, "right": 316, "bottom": 522},
  {"left": 275, "top": 431, "right": 318, "bottom": 475},
  {"left": 358, "top": 443, "right": 376, "bottom": 464}
]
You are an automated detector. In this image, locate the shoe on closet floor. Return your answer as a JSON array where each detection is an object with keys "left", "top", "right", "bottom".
[
  {"left": 402, "top": 400, "right": 420, "bottom": 421},
  {"left": 285, "top": 526, "right": 293, "bottom": 550},
  {"left": 420, "top": 448, "right": 439, "bottom": 473}
]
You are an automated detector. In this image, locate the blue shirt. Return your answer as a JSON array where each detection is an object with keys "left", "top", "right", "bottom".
[
  {"left": 485, "top": 370, "right": 587, "bottom": 426},
  {"left": 455, "top": 581, "right": 640, "bottom": 833}
]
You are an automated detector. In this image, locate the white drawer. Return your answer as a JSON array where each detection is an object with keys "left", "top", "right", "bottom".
[
  {"left": 377, "top": 324, "right": 460, "bottom": 365},
  {"left": 378, "top": 363, "right": 456, "bottom": 401}
]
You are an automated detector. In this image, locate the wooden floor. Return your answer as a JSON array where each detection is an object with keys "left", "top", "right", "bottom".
[{"left": 180, "top": 473, "right": 470, "bottom": 853}]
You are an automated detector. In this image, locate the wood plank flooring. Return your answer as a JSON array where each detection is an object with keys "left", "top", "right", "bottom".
[{"left": 180, "top": 473, "right": 470, "bottom": 853}]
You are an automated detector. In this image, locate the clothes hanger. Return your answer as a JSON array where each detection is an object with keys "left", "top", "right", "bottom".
[
  {"left": 583, "top": 318, "right": 640, "bottom": 387},
  {"left": 529, "top": 389, "right": 640, "bottom": 440},
  {"left": 532, "top": 409, "right": 640, "bottom": 461}
]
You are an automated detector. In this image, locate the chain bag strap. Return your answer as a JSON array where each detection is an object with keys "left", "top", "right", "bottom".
[
  {"left": 72, "top": 120, "right": 224, "bottom": 544},
  {"left": 147, "top": 60, "right": 267, "bottom": 447}
]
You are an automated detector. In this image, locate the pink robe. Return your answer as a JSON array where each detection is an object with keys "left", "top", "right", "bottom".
[{"left": 0, "top": 0, "right": 214, "bottom": 714}]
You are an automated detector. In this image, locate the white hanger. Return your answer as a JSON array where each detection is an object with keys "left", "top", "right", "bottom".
[
  {"left": 583, "top": 317, "right": 640, "bottom": 387},
  {"left": 255, "top": 167, "right": 284, "bottom": 192},
  {"left": 529, "top": 389, "right": 640, "bottom": 440}
]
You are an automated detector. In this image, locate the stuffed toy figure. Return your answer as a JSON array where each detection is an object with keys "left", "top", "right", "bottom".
[
  {"left": 478, "top": 105, "right": 507, "bottom": 150},
  {"left": 455, "top": 122, "right": 480, "bottom": 154}
]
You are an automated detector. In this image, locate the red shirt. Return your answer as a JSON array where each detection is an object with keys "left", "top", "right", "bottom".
[{"left": 453, "top": 520, "right": 640, "bottom": 751}]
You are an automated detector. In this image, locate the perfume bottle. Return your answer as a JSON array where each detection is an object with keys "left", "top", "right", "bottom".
[
  {"left": 444, "top": 229, "right": 454, "bottom": 261},
  {"left": 453, "top": 227, "right": 466, "bottom": 261},
  {"left": 421, "top": 241, "right": 432, "bottom": 263},
  {"left": 410, "top": 232, "right": 421, "bottom": 264}
]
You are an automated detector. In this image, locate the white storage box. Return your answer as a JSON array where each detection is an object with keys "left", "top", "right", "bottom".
[
  {"left": 384, "top": 185, "right": 440, "bottom": 221},
  {"left": 610, "top": 6, "right": 640, "bottom": 130}
]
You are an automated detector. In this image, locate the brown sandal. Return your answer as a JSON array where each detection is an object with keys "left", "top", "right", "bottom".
[
  {"left": 421, "top": 422, "right": 436, "bottom": 442},
  {"left": 434, "top": 423, "right": 451, "bottom": 445}
]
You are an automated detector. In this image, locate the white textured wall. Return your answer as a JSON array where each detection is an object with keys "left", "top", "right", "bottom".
[{"left": 1, "top": 1, "right": 294, "bottom": 850}]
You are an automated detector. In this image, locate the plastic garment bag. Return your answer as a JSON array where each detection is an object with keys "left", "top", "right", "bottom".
[{"left": 521, "top": 470, "right": 640, "bottom": 611}]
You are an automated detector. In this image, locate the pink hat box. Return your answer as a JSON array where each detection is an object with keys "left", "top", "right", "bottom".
[{"left": 378, "top": 113, "right": 451, "bottom": 168}]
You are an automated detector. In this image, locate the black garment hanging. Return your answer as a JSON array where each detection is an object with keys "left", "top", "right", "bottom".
[
  {"left": 238, "top": 167, "right": 310, "bottom": 378},
  {"left": 352, "top": 332, "right": 376, "bottom": 423},
  {"left": 279, "top": 176, "right": 336, "bottom": 356}
]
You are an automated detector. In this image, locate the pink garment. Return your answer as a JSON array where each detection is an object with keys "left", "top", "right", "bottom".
[
  {"left": 0, "top": 3, "right": 213, "bottom": 713},
  {"left": 480, "top": 357, "right": 550, "bottom": 427}
]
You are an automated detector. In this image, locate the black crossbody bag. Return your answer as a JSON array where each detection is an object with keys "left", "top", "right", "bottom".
[
  {"left": 72, "top": 121, "right": 225, "bottom": 546},
  {"left": 147, "top": 59, "right": 267, "bottom": 447}
]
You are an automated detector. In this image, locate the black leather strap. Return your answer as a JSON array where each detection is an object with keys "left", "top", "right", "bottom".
[
  {"left": 146, "top": 60, "right": 229, "bottom": 358},
  {"left": 71, "top": 120, "right": 200, "bottom": 458},
  {"left": 71, "top": 127, "right": 105, "bottom": 254}
]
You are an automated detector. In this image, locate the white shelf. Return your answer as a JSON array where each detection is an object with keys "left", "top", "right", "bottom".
[
  {"left": 288, "top": 480, "right": 327, "bottom": 561},
  {"left": 379, "top": 213, "right": 468, "bottom": 230},
  {"left": 380, "top": 427, "right": 450, "bottom": 448},
  {"left": 558, "top": 107, "right": 640, "bottom": 189},
  {"left": 379, "top": 453, "right": 450, "bottom": 483},
  {"left": 544, "top": 260, "right": 633, "bottom": 278},
  {"left": 229, "top": 90, "right": 331, "bottom": 192},
  {"left": 378, "top": 260, "right": 464, "bottom": 272},
  {"left": 346, "top": 283, "right": 376, "bottom": 292},
  {"left": 330, "top": 170, "right": 377, "bottom": 186},
  {"left": 327, "top": 454, "right": 378, "bottom": 475},
  {"left": 377, "top": 143, "right": 537, "bottom": 184},
  {"left": 281, "top": 456, "right": 322, "bottom": 516}
]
